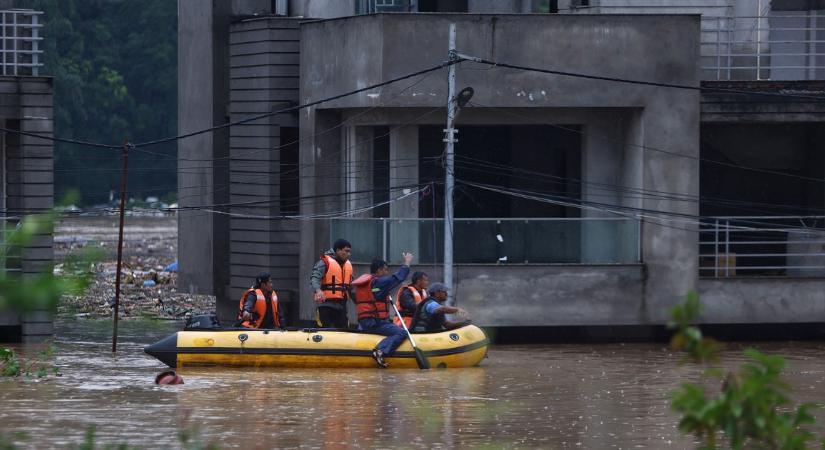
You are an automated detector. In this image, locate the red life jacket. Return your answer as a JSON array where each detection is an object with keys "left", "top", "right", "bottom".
[
  {"left": 353, "top": 274, "right": 390, "bottom": 320},
  {"left": 237, "top": 288, "right": 280, "bottom": 329},
  {"left": 393, "top": 285, "right": 426, "bottom": 329},
  {"left": 320, "top": 255, "right": 353, "bottom": 301}
]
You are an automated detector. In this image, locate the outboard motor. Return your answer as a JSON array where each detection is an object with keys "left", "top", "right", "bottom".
[{"left": 184, "top": 314, "right": 221, "bottom": 330}]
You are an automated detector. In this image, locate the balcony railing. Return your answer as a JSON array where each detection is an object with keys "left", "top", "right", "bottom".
[
  {"left": 699, "top": 216, "right": 825, "bottom": 277},
  {"left": 330, "top": 217, "right": 641, "bottom": 265},
  {"left": 0, "top": 9, "right": 43, "bottom": 76},
  {"left": 701, "top": 14, "right": 825, "bottom": 81}
]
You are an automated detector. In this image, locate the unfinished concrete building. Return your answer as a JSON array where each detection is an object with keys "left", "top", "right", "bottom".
[
  {"left": 0, "top": 8, "right": 55, "bottom": 342},
  {"left": 179, "top": 0, "right": 825, "bottom": 332}
]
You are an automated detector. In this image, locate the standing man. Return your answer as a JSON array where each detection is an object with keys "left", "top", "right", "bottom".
[
  {"left": 353, "top": 253, "right": 414, "bottom": 368},
  {"left": 238, "top": 272, "right": 283, "bottom": 329},
  {"left": 311, "top": 239, "right": 354, "bottom": 328},
  {"left": 393, "top": 271, "right": 428, "bottom": 329},
  {"left": 411, "top": 282, "right": 471, "bottom": 333}
]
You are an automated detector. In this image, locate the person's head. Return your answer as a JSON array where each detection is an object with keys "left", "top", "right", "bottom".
[
  {"left": 155, "top": 370, "right": 184, "bottom": 385},
  {"left": 411, "top": 272, "right": 429, "bottom": 290},
  {"left": 255, "top": 272, "right": 272, "bottom": 291},
  {"left": 429, "top": 282, "right": 449, "bottom": 302},
  {"left": 333, "top": 239, "right": 352, "bottom": 261},
  {"left": 370, "top": 259, "right": 388, "bottom": 277}
]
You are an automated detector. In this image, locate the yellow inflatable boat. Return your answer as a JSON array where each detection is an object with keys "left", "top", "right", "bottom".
[{"left": 144, "top": 325, "right": 489, "bottom": 369}]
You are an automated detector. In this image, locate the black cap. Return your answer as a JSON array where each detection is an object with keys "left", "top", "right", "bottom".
[{"left": 255, "top": 272, "right": 271, "bottom": 287}]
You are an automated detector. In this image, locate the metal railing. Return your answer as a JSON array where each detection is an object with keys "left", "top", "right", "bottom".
[
  {"left": 701, "top": 14, "right": 825, "bottom": 81},
  {"left": 699, "top": 216, "right": 825, "bottom": 277},
  {"left": 0, "top": 9, "right": 42, "bottom": 76},
  {"left": 0, "top": 218, "right": 24, "bottom": 275},
  {"left": 330, "top": 217, "right": 641, "bottom": 265}
]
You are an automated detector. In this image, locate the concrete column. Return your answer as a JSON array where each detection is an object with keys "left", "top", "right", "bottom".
[
  {"left": 299, "top": 110, "right": 344, "bottom": 322},
  {"left": 641, "top": 92, "right": 701, "bottom": 323},
  {"left": 344, "top": 125, "right": 374, "bottom": 215},
  {"left": 388, "top": 125, "right": 420, "bottom": 262},
  {"left": 178, "top": 1, "right": 231, "bottom": 305},
  {"left": 581, "top": 114, "right": 622, "bottom": 263},
  {"left": 620, "top": 110, "right": 645, "bottom": 264}
]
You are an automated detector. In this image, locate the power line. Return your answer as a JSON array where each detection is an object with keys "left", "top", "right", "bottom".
[
  {"left": 464, "top": 56, "right": 825, "bottom": 101},
  {"left": 132, "top": 61, "right": 456, "bottom": 149}
]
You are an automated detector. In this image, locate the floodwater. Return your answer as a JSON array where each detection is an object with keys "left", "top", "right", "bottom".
[{"left": 3, "top": 321, "right": 825, "bottom": 449}]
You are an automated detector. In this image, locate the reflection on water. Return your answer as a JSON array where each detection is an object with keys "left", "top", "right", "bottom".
[{"left": 3, "top": 320, "right": 825, "bottom": 448}]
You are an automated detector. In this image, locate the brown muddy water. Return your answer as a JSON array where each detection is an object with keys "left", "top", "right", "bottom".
[{"left": 3, "top": 320, "right": 825, "bottom": 449}]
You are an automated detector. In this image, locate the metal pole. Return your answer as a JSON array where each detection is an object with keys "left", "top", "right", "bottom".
[
  {"left": 756, "top": 0, "right": 762, "bottom": 80},
  {"left": 443, "top": 23, "right": 457, "bottom": 306},
  {"left": 112, "top": 141, "right": 130, "bottom": 353},
  {"left": 725, "top": 219, "right": 730, "bottom": 277},
  {"left": 714, "top": 219, "right": 719, "bottom": 278}
]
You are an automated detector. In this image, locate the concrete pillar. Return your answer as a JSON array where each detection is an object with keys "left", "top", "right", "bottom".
[
  {"left": 640, "top": 92, "right": 701, "bottom": 323},
  {"left": 581, "top": 114, "right": 623, "bottom": 263},
  {"left": 177, "top": 1, "right": 231, "bottom": 307},
  {"left": 344, "top": 125, "right": 374, "bottom": 215},
  {"left": 299, "top": 110, "right": 344, "bottom": 322},
  {"left": 388, "top": 125, "right": 420, "bottom": 262},
  {"left": 620, "top": 110, "right": 644, "bottom": 263}
]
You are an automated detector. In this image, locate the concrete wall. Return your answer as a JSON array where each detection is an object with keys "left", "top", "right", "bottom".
[
  {"left": 178, "top": 0, "right": 285, "bottom": 317},
  {"left": 178, "top": 0, "right": 230, "bottom": 301},
  {"left": 227, "top": 17, "right": 302, "bottom": 325},
  {"left": 698, "top": 278, "right": 825, "bottom": 323},
  {"left": 298, "top": 14, "right": 701, "bottom": 325},
  {"left": 0, "top": 76, "right": 54, "bottom": 342}
]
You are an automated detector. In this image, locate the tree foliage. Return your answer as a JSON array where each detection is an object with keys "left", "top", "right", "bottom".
[
  {"left": 669, "top": 293, "right": 823, "bottom": 449},
  {"left": 17, "top": 0, "right": 177, "bottom": 205}
]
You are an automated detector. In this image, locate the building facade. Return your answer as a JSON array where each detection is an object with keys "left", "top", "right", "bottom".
[
  {"left": 0, "top": 8, "right": 55, "bottom": 342},
  {"left": 179, "top": 0, "right": 825, "bottom": 329}
]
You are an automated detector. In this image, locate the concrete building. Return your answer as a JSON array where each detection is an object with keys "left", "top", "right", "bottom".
[
  {"left": 0, "top": 8, "right": 55, "bottom": 342},
  {"left": 179, "top": 0, "right": 825, "bottom": 331}
]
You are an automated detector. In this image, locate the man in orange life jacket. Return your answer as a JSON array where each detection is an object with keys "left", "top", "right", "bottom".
[
  {"left": 311, "top": 239, "right": 354, "bottom": 328},
  {"left": 353, "top": 252, "right": 414, "bottom": 368},
  {"left": 238, "top": 272, "right": 283, "bottom": 329},
  {"left": 393, "top": 271, "right": 428, "bottom": 329}
]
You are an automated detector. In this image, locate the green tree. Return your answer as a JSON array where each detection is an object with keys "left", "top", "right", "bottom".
[{"left": 16, "top": 0, "right": 177, "bottom": 205}]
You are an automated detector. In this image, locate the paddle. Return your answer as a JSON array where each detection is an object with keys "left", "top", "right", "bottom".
[{"left": 389, "top": 300, "right": 430, "bottom": 369}]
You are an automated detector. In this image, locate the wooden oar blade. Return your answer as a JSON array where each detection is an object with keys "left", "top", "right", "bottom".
[{"left": 414, "top": 347, "right": 430, "bottom": 370}]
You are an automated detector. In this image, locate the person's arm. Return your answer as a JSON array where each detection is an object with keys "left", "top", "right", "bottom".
[
  {"left": 432, "top": 304, "right": 471, "bottom": 329},
  {"left": 310, "top": 259, "right": 327, "bottom": 302},
  {"left": 241, "top": 292, "right": 257, "bottom": 321},
  {"left": 372, "top": 253, "right": 414, "bottom": 299},
  {"left": 277, "top": 302, "right": 286, "bottom": 329}
]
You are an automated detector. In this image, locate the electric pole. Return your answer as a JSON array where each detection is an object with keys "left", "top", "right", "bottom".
[{"left": 443, "top": 23, "right": 457, "bottom": 305}]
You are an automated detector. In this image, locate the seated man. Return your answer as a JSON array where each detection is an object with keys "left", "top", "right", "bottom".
[
  {"left": 410, "top": 282, "right": 471, "bottom": 333},
  {"left": 353, "top": 253, "right": 413, "bottom": 368},
  {"left": 393, "top": 271, "right": 428, "bottom": 329},
  {"left": 237, "top": 272, "right": 283, "bottom": 329}
]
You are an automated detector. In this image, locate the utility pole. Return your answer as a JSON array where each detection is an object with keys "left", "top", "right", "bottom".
[
  {"left": 112, "top": 141, "right": 130, "bottom": 353},
  {"left": 443, "top": 23, "right": 457, "bottom": 305}
]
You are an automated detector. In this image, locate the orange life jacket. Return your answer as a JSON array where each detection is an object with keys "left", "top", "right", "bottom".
[
  {"left": 237, "top": 288, "right": 280, "bottom": 329},
  {"left": 320, "top": 255, "right": 353, "bottom": 301},
  {"left": 353, "top": 274, "right": 390, "bottom": 321},
  {"left": 393, "top": 285, "right": 427, "bottom": 328}
]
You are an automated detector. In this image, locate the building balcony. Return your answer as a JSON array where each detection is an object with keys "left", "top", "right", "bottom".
[
  {"left": 330, "top": 217, "right": 641, "bottom": 265},
  {"left": 0, "top": 9, "right": 43, "bottom": 77},
  {"left": 701, "top": 14, "right": 825, "bottom": 81}
]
